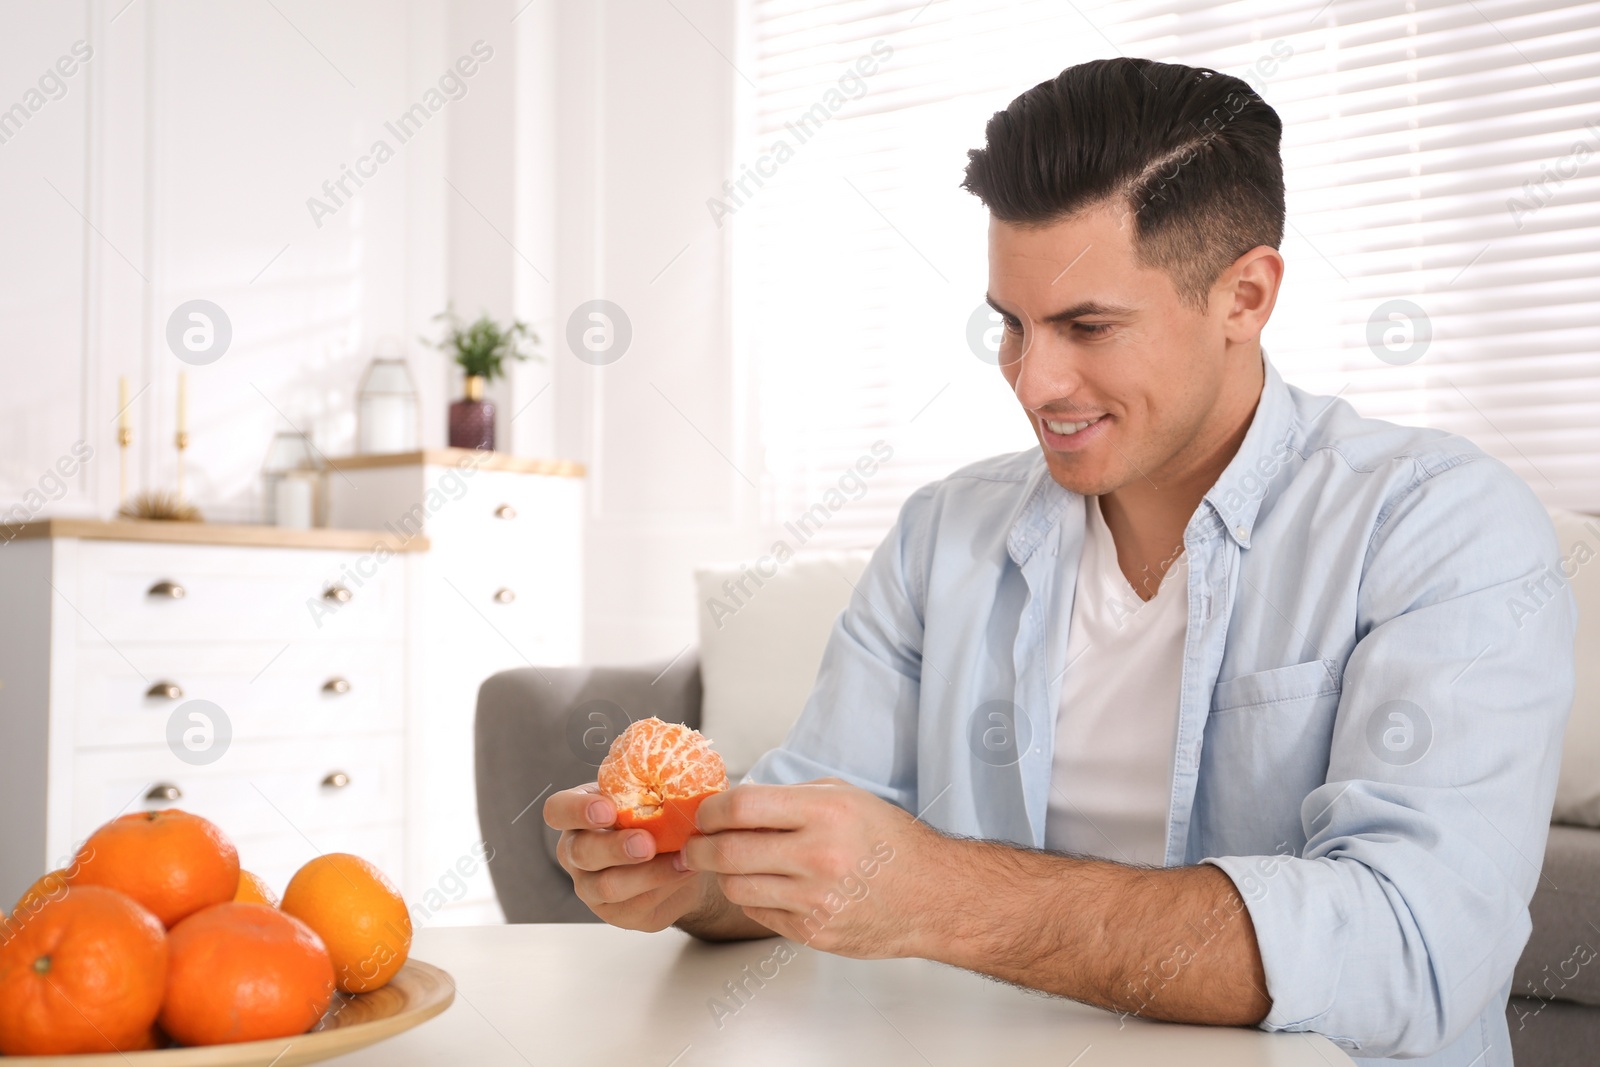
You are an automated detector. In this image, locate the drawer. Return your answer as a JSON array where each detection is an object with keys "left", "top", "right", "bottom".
[
  {"left": 72, "top": 541, "right": 404, "bottom": 646},
  {"left": 432, "top": 534, "right": 583, "bottom": 609},
  {"left": 430, "top": 565, "right": 553, "bottom": 634},
  {"left": 71, "top": 734, "right": 405, "bottom": 845},
  {"left": 419, "top": 575, "right": 576, "bottom": 669},
  {"left": 232, "top": 824, "right": 405, "bottom": 904},
  {"left": 422, "top": 468, "right": 583, "bottom": 543},
  {"left": 73, "top": 641, "right": 403, "bottom": 748}
]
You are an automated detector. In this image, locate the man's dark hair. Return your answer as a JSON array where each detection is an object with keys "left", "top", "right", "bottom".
[{"left": 961, "top": 57, "right": 1285, "bottom": 309}]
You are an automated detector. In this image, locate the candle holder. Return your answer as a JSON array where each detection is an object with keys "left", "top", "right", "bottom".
[
  {"left": 117, "top": 375, "right": 132, "bottom": 508},
  {"left": 176, "top": 430, "right": 190, "bottom": 498},
  {"left": 118, "top": 424, "right": 132, "bottom": 509},
  {"left": 115, "top": 375, "right": 203, "bottom": 522},
  {"left": 357, "top": 355, "right": 420, "bottom": 454}
]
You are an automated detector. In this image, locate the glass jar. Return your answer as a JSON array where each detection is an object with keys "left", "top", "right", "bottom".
[{"left": 262, "top": 431, "right": 321, "bottom": 527}]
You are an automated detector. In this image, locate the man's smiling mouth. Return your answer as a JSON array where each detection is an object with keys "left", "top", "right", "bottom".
[{"left": 1042, "top": 414, "right": 1107, "bottom": 436}]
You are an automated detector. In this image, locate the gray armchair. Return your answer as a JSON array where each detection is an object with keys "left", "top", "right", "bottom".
[
  {"left": 474, "top": 658, "right": 1599, "bottom": 1064},
  {"left": 1504, "top": 826, "right": 1600, "bottom": 1066},
  {"left": 475, "top": 653, "right": 701, "bottom": 923}
]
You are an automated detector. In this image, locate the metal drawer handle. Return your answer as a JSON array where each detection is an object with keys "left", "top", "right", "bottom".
[
  {"left": 146, "top": 782, "right": 182, "bottom": 802},
  {"left": 493, "top": 587, "right": 516, "bottom": 604},
  {"left": 323, "top": 585, "right": 353, "bottom": 603},
  {"left": 322, "top": 771, "right": 351, "bottom": 789},
  {"left": 147, "top": 579, "right": 186, "bottom": 599},
  {"left": 494, "top": 504, "right": 517, "bottom": 520},
  {"left": 322, "top": 677, "right": 351, "bottom": 695},
  {"left": 146, "top": 681, "right": 184, "bottom": 700}
]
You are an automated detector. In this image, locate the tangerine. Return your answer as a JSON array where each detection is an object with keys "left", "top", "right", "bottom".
[
  {"left": 68, "top": 809, "right": 240, "bottom": 927},
  {"left": 598, "top": 717, "right": 729, "bottom": 852},
  {"left": 10, "top": 868, "right": 70, "bottom": 924},
  {"left": 0, "top": 885, "right": 167, "bottom": 1055},
  {"left": 281, "top": 853, "right": 412, "bottom": 994},
  {"left": 122, "top": 1025, "right": 166, "bottom": 1050},
  {"left": 160, "top": 902, "right": 334, "bottom": 1046},
  {"left": 234, "top": 869, "right": 280, "bottom": 908}
]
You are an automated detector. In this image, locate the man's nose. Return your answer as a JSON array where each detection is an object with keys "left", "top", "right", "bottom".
[{"left": 1008, "top": 331, "right": 1081, "bottom": 410}]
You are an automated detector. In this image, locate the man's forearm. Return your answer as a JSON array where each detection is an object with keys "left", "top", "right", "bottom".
[{"left": 922, "top": 840, "right": 1271, "bottom": 1025}]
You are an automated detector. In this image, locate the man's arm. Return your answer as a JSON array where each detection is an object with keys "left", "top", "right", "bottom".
[
  {"left": 685, "top": 780, "right": 1270, "bottom": 1026},
  {"left": 741, "top": 483, "right": 934, "bottom": 808},
  {"left": 1201, "top": 458, "right": 1578, "bottom": 1058},
  {"left": 928, "top": 840, "right": 1269, "bottom": 1024}
]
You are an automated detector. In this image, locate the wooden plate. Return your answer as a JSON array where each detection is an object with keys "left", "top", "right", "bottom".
[{"left": 7, "top": 958, "right": 455, "bottom": 1066}]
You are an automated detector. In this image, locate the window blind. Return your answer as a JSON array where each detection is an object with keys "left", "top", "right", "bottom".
[{"left": 743, "top": 0, "right": 1600, "bottom": 551}]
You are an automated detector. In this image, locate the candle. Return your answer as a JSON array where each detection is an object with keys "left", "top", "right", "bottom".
[
  {"left": 118, "top": 377, "right": 129, "bottom": 433},
  {"left": 177, "top": 372, "right": 188, "bottom": 437},
  {"left": 274, "top": 475, "right": 314, "bottom": 529},
  {"left": 360, "top": 394, "right": 413, "bottom": 454}
]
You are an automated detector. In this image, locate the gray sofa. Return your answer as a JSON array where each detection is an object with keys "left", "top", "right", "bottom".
[{"left": 475, "top": 653, "right": 1600, "bottom": 1065}]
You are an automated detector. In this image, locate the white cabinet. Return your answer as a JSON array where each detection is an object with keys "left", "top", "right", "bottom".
[
  {"left": 0, "top": 522, "right": 421, "bottom": 912},
  {"left": 327, "top": 449, "right": 585, "bottom": 925}
]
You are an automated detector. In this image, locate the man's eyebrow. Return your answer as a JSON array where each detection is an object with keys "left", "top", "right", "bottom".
[{"left": 985, "top": 294, "right": 1137, "bottom": 324}]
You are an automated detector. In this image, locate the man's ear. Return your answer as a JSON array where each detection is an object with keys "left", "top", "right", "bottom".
[{"left": 1218, "top": 245, "right": 1284, "bottom": 344}]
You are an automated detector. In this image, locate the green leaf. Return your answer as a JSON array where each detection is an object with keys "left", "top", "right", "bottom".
[{"left": 423, "top": 303, "right": 544, "bottom": 381}]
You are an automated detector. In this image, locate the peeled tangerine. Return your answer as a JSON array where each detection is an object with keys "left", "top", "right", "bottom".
[{"left": 598, "top": 718, "right": 728, "bottom": 853}]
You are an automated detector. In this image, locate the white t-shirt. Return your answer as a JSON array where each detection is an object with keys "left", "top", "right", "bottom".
[{"left": 1043, "top": 494, "right": 1189, "bottom": 867}]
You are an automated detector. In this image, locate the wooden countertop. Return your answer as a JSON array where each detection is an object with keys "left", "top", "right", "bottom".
[
  {"left": 326, "top": 448, "right": 586, "bottom": 477},
  {"left": 2, "top": 518, "right": 429, "bottom": 552}
]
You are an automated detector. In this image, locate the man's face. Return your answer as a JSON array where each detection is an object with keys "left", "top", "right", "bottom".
[{"left": 987, "top": 203, "right": 1237, "bottom": 497}]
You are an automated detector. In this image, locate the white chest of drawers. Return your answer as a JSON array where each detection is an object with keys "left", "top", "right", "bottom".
[
  {"left": 326, "top": 449, "right": 585, "bottom": 925},
  {"left": 0, "top": 521, "right": 424, "bottom": 910}
]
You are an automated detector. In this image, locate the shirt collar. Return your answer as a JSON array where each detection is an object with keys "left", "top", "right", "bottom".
[
  {"left": 1005, "top": 456, "right": 1075, "bottom": 566},
  {"left": 1007, "top": 349, "right": 1291, "bottom": 564},
  {"left": 1201, "top": 351, "right": 1293, "bottom": 550}
]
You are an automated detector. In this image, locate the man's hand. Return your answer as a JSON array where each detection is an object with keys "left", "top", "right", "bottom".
[
  {"left": 684, "top": 778, "right": 940, "bottom": 958},
  {"left": 544, "top": 783, "right": 710, "bottom": 932},
  {"left": 544, "top": 783, "right": 774, "bottom": 940}
]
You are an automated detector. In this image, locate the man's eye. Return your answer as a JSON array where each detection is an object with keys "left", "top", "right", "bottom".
[
  {"left": 1075, "top": 322, "right": 1113, "bottom": 337},
  {"left": 1001, "top": 317, "right": 1023, "bottom": 334}
]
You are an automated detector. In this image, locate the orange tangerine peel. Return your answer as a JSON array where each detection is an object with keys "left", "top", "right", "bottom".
[{"left": 597, "top": 718, "right": 728, "bottom": 852}]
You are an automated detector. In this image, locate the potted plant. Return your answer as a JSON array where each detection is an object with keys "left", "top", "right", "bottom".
[{"left": 425, "top": 306, "right": 541, "bottom": 451}]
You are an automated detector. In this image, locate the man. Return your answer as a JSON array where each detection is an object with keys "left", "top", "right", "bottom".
[{"left": 545, "top": 58, "right": 1576, "bottom": 1066}]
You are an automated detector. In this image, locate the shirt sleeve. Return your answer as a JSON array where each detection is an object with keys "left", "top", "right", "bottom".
[
  {"left": 1204, "top": 455, "right": 1578, "bottom": 1059},
  {"left": 742, "top": 484, "right": 933, "bottom": 811}
]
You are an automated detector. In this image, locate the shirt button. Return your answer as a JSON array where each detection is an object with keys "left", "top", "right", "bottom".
[{"left": 1236, "top": 525, "right": 1247, "bottom": 538}]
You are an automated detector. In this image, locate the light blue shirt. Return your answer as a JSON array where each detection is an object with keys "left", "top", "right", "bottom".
[{"left": 748, "top": 354, "right": 1577, "bottom": 1065}]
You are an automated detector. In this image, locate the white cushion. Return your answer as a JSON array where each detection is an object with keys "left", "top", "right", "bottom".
[
  {"left": 1550, "top": 509, "right": 1600, "bottom": 827},
  {"left": 695, "top": 550, "right": 871, "bottom": 777}
]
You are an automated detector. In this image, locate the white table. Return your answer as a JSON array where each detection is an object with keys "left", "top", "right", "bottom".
[{"left": 335, "top": 925, "right": 1354, "bottom": 1066}]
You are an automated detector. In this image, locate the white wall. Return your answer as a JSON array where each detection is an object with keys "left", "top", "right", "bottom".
[
  {"left": 551, "top": 0, "right": 764, "bottom": 664},
  {"left": 1, "top": 0, "right": 458, "bottom": 524},
  {"left": 1, "top": 0, "right": 110, "bottom": 518},
  {"left": 6, "top": 0, "right": 751, "bottom": 665}
]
